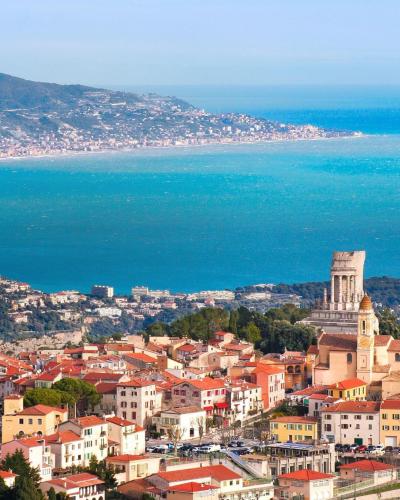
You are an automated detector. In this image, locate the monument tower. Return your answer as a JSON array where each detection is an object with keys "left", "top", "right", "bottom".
[{"left": 302, "top": 250, "right": 378, "bottom": 334}]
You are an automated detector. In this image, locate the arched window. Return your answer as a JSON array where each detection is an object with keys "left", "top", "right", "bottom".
[
  {"left": 362, "top": 320, "right": 366, "bottom": 335},
  {"left": 295, "top": 365, "right": 301, "bottom": 374},
  {"left": 287, "top": 366, "right": 294, "bottom": 374},
  {"left": 395, "top": 353, "right": 400, "bottom": 362},
  {"left": 347, "top": 353, "right": 353, "bottom": 364}
]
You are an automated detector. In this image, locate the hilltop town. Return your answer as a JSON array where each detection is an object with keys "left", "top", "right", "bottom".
[
  {"left": 0, "top": 73, "right": 359, "bottom": 159},
  {"left": 1, "top": 252, "right": 400, "bottom": 499}
]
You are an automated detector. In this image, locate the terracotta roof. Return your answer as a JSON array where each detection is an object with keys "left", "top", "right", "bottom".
[
  {"left": 178, "top": 344, "right": 197, "bottom": 352},
  {"left": 270, "top": 416, "right": 318, "bottom": 424},
  {"left": 329, "top": 378, "right": 366, "bottom": 390},
  {"left": 359, "top": 294, "right": 373, "bottom": 310},
  {"left": 125, "top": 352, "right": 157, "bottom": 363},
  {"left": 318, "top": 333, "right": 357, "bottom": 351},
  {"left": 169, "top": 482, "right": 219, "bottom": 492},
  {"left": 164, "top": 406, "right": 204, "bottom": 415},
  {"left": 95, "top": 382, "right": 118, "bottom": 394},
  {"left": 253, "top": 363, "right": 284, "bottom": 375},
  {"left": 156, "top": 465, "right": 240, "bottom": 483},
  {"left": 107, "top": 416, "right": 135, "bottom": 427},
  {"left": 374, "top": 335, "right": 392, "bottom": 347},
  {"left": 71, "top": 415, "right": 105, "bottom": 427},
  {"left": 307, "top": 345, "right": 319, "bottom": 355},
  {"left": 381, "top": 399, "right": 400, "bottom": 409},
  {"left": 45, "top": 431, "right": 82, "bottom": 444},
  {"left": 19, "top": 404, "right": 67, "bottom": 416},
  {"left": 83, "top": 372, "right": 124, "bottom": 382},
  {"left": 0, "top": 470, "right": 17, "bottom": 479},
  {"left": 279, "top": 469, "right": 334, "bottom": 481},
  {"left": 340, "top": 460, "right": 394, "bottom": 471},
  {"left": 322, "top": 401, "right": 380, "bottom": 413},
  {"left": 291, "top": 386, "right": 327, "bottom": 396},
  {"left": 45, "top": 472, "right": 103, "bottom": 490},
  {"left": 388, "top": 339, "right": 400, "bottom": 352},
  {"left": 117, "top": 378, "right": 155, "bottom": 388},
  {"left": 175, "top": 377, "right": 225, "bottom": 391}
]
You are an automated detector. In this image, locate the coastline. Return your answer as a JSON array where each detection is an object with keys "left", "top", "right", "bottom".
[{"left": 0, "top": 132, "right": 364, "bottom": 163}]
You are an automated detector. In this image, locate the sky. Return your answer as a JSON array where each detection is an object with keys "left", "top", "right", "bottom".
[{"left": 1, "top": 0, "right": 400, "bottom": 86}]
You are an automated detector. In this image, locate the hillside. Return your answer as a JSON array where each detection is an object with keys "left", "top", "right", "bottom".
[{"left": 0, "top": 73, "right": 357, "bottom": 158}]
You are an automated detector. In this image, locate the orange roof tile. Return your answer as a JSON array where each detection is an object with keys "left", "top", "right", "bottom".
[
  {"left": 157, "top": 465, "right": 240, "bottom": 483},
  {"left": 279, "top": 470, "right": 334, "bottom": 481},
  {"left": 329, "top": 378, "right": 366, "bottom": 390},
  {"left": 340, "top": 460, "right": 394, "bottom": 471},
  {"left": 271, "top": 416, "right": 318, "bottom": 424},
  {"left": 322, "top": 401, "right": 380, "bottom": 413}
]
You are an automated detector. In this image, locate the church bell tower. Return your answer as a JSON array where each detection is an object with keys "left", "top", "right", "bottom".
[{"left": 356, "top": 294, "right": 375, "bottom": 384}]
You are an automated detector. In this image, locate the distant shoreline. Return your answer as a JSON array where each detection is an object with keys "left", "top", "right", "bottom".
[{"left": 0, "top": 132, "right": 363, "bottom": 163}]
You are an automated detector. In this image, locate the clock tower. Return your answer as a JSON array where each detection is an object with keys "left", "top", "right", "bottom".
[{"left": 356, "top": 294, "right": 375, "bottom": 384}]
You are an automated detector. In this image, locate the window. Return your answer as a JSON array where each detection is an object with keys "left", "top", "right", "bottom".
[
  {"left": 396, "top": 353, "right": 400, "bottom": 362},
  {"left": 347, "top": 353, "right": 352, "bottom": 364},
  {"left": 19, "top": 419, "right": 24, "bottom": 424},
  {"left": 382, "top": 414, "right": 387, "bottom": 420},
  {"left": 28, "top": 418, "right": 33, "bottom": 425},
  {"left": 131, "top": 412, "right": 136, "bottom": 419},
  {"left": 38, "top": 418, "right": 42, "bottom": 425},
  {"left": 120, "top": 391, "right": 126, "bottom": 397}
]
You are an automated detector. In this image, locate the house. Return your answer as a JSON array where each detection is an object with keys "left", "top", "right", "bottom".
[
  {"left": 106, "top": 454, "right": 160, "bottom": 484},
  {"left": 45, "top": 430, "right": 84, "bottom": 469},
  {"left": 1, "top": 397, "right": 68, "bottom": 443},
  {"left": 321, "top": 400, "right": 380, "bottom": 445},
  {"left": 34, "top": 371, "right": 62, "bottom": 389},
  {"left": 260, "top": 354, "right": 307, "bottom": 390},
  {"left": 59, "top": 416, "right": 108, "bottom": 465},
  {"left": 123, "top": 352, "right": 158, "bottom": 370},
  {"left": 1, "top": 436, "right": 53, "bottom": 481},
  {"left": 225, "top": 382, "right": 263, "bottom": 424},
  {"left": 107, "top": 416, "right": 146, "bottom": 455},
  {"left": 380, "top": 399, "right": 400, "bottom": 447},
  {"left": 119, "top": 464, "right": 274, "bottom": 500},
  {"left": 270, "top": 416, "right": 319, "bottom": 442},
  {"left": 40, "top": 472, "right": 105, "bottom": 500},
  {"left": 307, "top": 393, "right": 338, "bottom": 418},
  {"left": 339, "top": 460, "right": 396, "bottom": 486},
  {"left": 116, "top": 379, "right": 158, "bottom": 427},
  {"left": 0, "top": 470, "right": 17, "bottom": 488},
  {"left": 152, "top": 407, "right": 206, "bottom": 440},
  {"left": 171, "top": 378, "right": 226, "bottom": 415},
  {"left": 93, "top": 382, "right": 117, "bottom": 414},
  {"left": 167, "top": 482, "right": 220, "bottom": 500},
  {"left": 277, "top": 470, "right": 335, "bottom": 500},
  {"left": 327, "top": 378, "right": 367, "bottom": 400}
]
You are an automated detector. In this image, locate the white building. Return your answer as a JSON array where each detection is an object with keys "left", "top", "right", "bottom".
[
  {"left": 107, "top": 416, "right": 146, "bottom": 455},
  {"left": 59, "top": 416, "right": 108, "bottom": 465},
  {"left": 1, "top": 437, "right": 53, "bottom": 481},
  {"left": 116, "top": 379, "right": 158, "bottom": 427},
  {"left": 45, "top": 430, "right": 85, "bottom": 469},
  {"left": 40, "top": 472, "right": 105, "bottom": 500},
  {"left": 321, "top": 400, "right": 380, "bottom": 445},
  {"left": 152, "top": 407, "right": 206, "bottom": 440}
]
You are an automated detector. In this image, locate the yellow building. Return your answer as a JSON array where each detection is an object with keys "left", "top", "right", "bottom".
[
  {"left": 2, "top": 395, "right": 68, "bottom": 443},
  {"left": 270, "top": 416, "right": 319, "bottom": 442},
  {"left": 380, "top": 399, "right": 400, "bottom": 447},
  {"left": 327, "top": 378, "right": 367, "bottom": 401}
]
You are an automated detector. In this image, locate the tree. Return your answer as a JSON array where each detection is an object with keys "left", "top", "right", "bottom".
[
  {"left": 47, "top": 488, "right": 57, "bottom": 500},
  {"left": 242, "top": 321, "right": 261, "bottom": 345},
  {"left": 228, "top": 310, "right": 238, "bottom": 335},
  {"left": 24, "top": 388, "right": 75, "bottom": 409},
  {"left": 377, "top": 308, "right": 400, "bottom": 338},
  {"left": 12, "top": 475, "right": 44, "bottom": 500},
  {"left": 166, "top": 425, "right": 185, "bottom": 455},
  {"left": 53, "top": 378, "right": 101, "bottom": 412},
  {"left": 0, "top": 477, "right": 9, "bottom": 500},
  {"left": 196, "top": 416, "right": 206, "bottom": 445},
  {"left": 1, "top": 450, "right": 41, "bottom": 488}
]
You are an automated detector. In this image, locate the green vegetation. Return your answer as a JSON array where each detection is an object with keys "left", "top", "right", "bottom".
[
  {"left": 0, "top": 450, "right": 44, "bottom": 499},
  {"left": 146, "top": 304, "right": 315, "bottom": 353},
  {"left": 377, "top": 308, "right": 400, "bottom": 338},
  {"left": 24, "top": 378, "right": 100, "bottom": 413}
]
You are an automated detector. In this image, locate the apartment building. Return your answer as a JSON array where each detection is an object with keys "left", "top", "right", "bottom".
[
  {"left": 321, "top": 400, "right": 380, "bottom": 445},
  {"left": 116, "top": 379, "right": 158, "bottom": 427},
  {"left": 59, "top": 416, "right": 108, "bottom": 465},
  {"left": 380, "top": 399, "right": 400, "bottom": 447},
  {"left": 45, "top": 430, "right": 85, "bottom": 469},
  {"left": 270, "top": 416, "right": 319, "bottom": 442},
  {"left": 107, "top": 416, "right": 146, "bottom": 455}
]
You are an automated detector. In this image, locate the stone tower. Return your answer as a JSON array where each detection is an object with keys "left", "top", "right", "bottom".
[
  {"left": 356, "top": 294, "right": 375, "bottom": 384},
  {"left": 327, "top": 251, "right": 365, "bottom": 311}
]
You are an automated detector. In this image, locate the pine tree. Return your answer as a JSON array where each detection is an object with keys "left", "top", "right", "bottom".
[{"left": 13, "top": 475, "right": 43, "bottom": 500}]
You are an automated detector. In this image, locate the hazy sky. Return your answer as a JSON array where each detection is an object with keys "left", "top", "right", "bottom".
[{"left": 2, "top": 0, "right": 400, "bottom": 86}]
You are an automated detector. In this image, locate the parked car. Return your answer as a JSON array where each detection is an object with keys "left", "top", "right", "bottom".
[
  {"left": 356, "top": 445, "right": 367, "bottom": 453},
  {"left": 371, "top": 444, "right": 385, "bottom": 455},
  {"left": 341, "top": 444, "right": 351, "bottom": 452},
  {"left": 335, "top": 444, "right": 344, "bottom": 452},
  {"left": 384, "top": 446, "right": 394, "bottom": 454},
  {"left": 349, "top": 444, "right": 359, "bottom": 452},
  {"left": 199, "top": 444, "right": 221, "bottom": 453},
  {"left": 366, "top": 445, "right": 375, "bottom": 454}
]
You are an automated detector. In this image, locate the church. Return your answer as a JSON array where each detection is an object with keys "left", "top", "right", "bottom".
[{"left": 306, "top": 251, "right": 400, "bottom": 398}]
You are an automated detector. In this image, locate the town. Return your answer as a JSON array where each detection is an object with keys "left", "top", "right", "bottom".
[
  {"left": 0, "top": 73, "right": 358, "bottom": 159},
  {"left": 0, "top": 251, "right": 400, "bottom": 499}
]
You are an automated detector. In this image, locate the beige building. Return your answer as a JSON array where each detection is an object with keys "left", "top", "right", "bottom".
[
  {"left": 106, "top": 454, "right": 160, "bottom": 485},
  {"left": 2, "top": 396, "right": 68, "bottom": 443},
  {"left": 116, "top": 379, "right": 159, "bottom": 427},
  {"left": 107, "top": 416, "right": 146, "bottom": 455},
  {"left": 45, "top": 430, "right": 84, "bottom": 469},
  {"left": 277, "top": 470, "right": 335, "bottom": 500},
  {"left": 339, "top": 459, "right": 396, "bottom": 487}
]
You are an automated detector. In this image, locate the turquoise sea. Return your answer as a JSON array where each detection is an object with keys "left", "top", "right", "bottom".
[{"left": 1, "top": 86, "right": 400, "bottom": 293}]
